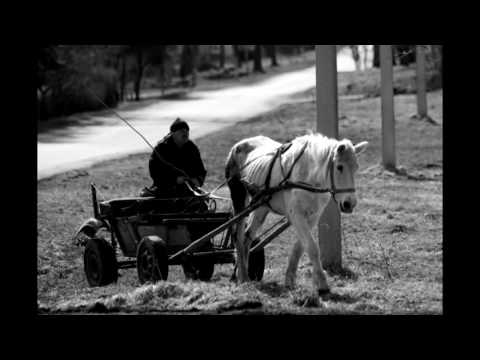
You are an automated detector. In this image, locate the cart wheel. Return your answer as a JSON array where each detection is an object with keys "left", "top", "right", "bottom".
[
  {"left": 136, "top": 236, "right": 168, "bottom": 284},
  {"left": 248, "top": 240, "right": 265, "bottom": 281},
  {"left": 84, "top": 237, "right": 118, "bottom": 287}
]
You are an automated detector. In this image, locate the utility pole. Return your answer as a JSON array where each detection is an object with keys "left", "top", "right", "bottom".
[
  {"left": 411, "top": 45, "right": 436, "bottom": 124},
  {"left": 315, "top": 45, "right": 341, "bottom": 271},
  {"left": 380, "top": 45, "right": 396, "bottom": 171}
]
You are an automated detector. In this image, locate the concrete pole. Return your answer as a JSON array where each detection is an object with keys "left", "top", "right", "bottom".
[
  {"left": 315, "top": 45, "right": 341, "bottom": 271},
  {"left": 416, "top": 45, "right": 428, "bottom": 118},
  {"left": 380, "top": 45, "right": 396, "bottom": 171}
]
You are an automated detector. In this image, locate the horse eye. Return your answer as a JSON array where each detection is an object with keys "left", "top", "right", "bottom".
[{"left": 337, "top": 165, "right": 343, "bottom": 172}]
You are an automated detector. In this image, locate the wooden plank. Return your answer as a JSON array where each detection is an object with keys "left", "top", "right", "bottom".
[
  {"left": 168, "top": 199, "right": 264, "bottom": 262},
  {"left": 249, "top": 218, "right": 290, "bottom": 253}
]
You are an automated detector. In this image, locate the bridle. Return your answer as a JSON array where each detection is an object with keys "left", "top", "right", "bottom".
[{"left": 258, "top": 140, "right": 356, "bottom": 205}]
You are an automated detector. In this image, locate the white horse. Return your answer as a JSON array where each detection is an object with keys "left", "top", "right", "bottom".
[{"left": 225, "top": 133, "right": 368, "bottom": 295}]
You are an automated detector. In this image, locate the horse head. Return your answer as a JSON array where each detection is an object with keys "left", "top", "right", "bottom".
[{"left": 331, "top": 139, "right": 368, "bottom": 213}]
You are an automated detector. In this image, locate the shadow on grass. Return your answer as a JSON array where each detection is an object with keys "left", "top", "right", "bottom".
[
  {"left": 324, "top": 265, "right": 358, "bottom": 281},
  {"left": 38, "top": 113, "right": 111, "bottom": 135},
  {"left": 321, "top": 291, "right": 359, "bottom": 304},
  {"left": 254, "top": 281, "right": 290, "bottom": 297},
  {"left": 292, "top": 288, "right": 360, "bottom": 308},
  {"left": 123, "top": 90, "right": 202, "bottom": 107},
  {"left": 38, "top": 90, "right": 200, "bottom": 136}
]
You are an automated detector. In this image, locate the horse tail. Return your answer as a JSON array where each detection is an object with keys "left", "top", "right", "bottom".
[
  {"left": 225, "top": 143, "right": 248, "bottom": 215},
  {"left": 225, "top": 145, "right": 237, "bottom": 180}
]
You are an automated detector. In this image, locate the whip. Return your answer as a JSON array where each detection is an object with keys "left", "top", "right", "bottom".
[{"left": 80, "top": 82, "right": 230, "bottom": 199}]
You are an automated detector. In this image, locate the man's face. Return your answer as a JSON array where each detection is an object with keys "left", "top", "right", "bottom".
[{"left": 172, "top": 128, "right": 189, "bottom": 147}]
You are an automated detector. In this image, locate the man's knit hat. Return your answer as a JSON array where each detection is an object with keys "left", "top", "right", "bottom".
[{"left": 170, "top": 118, "right": 189, "bottom": 132}]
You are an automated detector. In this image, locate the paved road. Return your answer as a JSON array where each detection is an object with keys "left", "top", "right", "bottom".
[{"left": 38, "top": 49, "right": 357, "bottom": 180}]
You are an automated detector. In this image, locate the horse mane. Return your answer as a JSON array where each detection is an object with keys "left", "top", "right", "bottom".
[{"left": 286, "top": 132, "right": 339, "bottom": 185}]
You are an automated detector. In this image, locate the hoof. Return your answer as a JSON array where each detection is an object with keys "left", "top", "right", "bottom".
[
  {"left": 285, "top": 278, "right": 296, "bottom": 290},
  {"left": 285, "top": 283, "right": 295, "bottom": 290},
  {"left": 317, "top": 288, "right": 330, "bottom": 297}
]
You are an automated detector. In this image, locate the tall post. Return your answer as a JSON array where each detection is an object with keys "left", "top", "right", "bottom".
[
  {"left": 315, "top": 45, "right": 341, "bottom": 271},
  {"left": 416, "top": 45, "right": 428, "bottom": 119},
  {"left": 380, "top": 45, "right": 396, "bottom": 171}
]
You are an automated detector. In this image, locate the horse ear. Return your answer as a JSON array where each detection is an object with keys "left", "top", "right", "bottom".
[
  {"left": 354, "top": 141, "right": 369, "bottom": 154},
  {"left": 337, "top": 144, "right": 346, "bottom": 154}
]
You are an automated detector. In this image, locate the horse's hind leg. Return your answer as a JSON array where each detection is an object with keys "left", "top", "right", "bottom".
[
  {"left": 285, "top": 240, "right": 304, "bottom": 289},
  {"left": 227, "top": 176, "right": 250, "bottom": 283},
  {"left": 243, "top": 206, "right": 269, "bottom": 275},
  {"left": 289, "top": 215, "right": 329, "bottom": 294},
  {"left": 234, "top": 218, "right": 248, "bottom": 282}
]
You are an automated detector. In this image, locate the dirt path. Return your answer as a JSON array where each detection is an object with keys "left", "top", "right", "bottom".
[
  {"left": 37, "top": 48, "right": 360, "bottom": 180},
  {"left": 37, "top": 66, "right": 319, "bottom": 180}
]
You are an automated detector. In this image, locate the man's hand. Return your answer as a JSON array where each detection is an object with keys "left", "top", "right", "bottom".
[
  {"left": 191, "top": 177, "right": 201, "bottom": 187},
  {"left": 176, "top": 176, "right": 187, "bottom": 185}
]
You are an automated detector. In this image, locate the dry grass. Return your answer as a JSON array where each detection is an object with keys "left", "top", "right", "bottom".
[{"left": 37, "top": 67, "right": 442, "bottom": 314}]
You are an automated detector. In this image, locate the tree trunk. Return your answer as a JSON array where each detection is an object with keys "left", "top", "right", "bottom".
[
  {"left": 190, "top": 45, "right": 198, "bottom": 87},
  {"left": 157, "top": 46, "right": 166, "bottom": 95},
  {"left": 38, "top": 87, "right": 49, "bottom": 121},
  {"left": 119, "top": 54, "right": 126, "bottom": 101},
  {"left": 233, "top": 45, "right": 243, "bottom": 68},
  {"left": 253, "top": 45, "right": 264, "bottom": 73},
  {"left": 180, "top": 45, "right": 197, "bottom": 86},
  {"left": 219, "top": 45, "right": 225, "bottom": 69},
  {"left": 269, "top": 45, "right": 278, "bottom": 67},
  {"left": 350, "top": 45, "right": 360, "bottom": 71},
  {"left": 133, "top": 48, "right": 144, "bottom": 101},
  {"left": 373, "top": 45, "right": 380, "bottom": 68}
]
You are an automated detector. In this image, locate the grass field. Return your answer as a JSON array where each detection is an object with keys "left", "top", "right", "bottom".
[{"left": 37, "top": 63, "right": 442, "bottom": 314}]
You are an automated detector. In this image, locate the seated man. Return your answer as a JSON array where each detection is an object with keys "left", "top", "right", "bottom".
[{"left": 141, "top": 118, "right": 207, "bottom": 201}]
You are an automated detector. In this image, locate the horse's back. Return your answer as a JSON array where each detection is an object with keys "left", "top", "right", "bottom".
[
  {"left": 226, "top": 136, "right": 280, "bottom": 181},
  {"left": 235, "top": 135, "right": 279, "bottom": 153}
]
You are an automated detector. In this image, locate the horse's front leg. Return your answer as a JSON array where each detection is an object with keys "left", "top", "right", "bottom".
[
  {"left": 289, "top": 212, "right": 330, "bottom": 294},
  {"left": 285, "top": 240, "right": 304, "bottom": 289}
]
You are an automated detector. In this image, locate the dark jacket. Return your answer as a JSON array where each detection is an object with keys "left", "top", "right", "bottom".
[{"left": 148, "top": 135, "right": 207, "bottom": 196}]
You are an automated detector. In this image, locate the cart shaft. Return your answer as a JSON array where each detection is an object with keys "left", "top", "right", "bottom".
[
  {"left": 250, "top": 217, "right": 290, "bottom": 253},
  {"left": 168, "top": 199, "right": 265, "bottom": 262}
]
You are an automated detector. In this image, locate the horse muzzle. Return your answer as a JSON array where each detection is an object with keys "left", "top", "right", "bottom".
[{"left": 340, "top": 200, "right": 354, "bottom": 213}]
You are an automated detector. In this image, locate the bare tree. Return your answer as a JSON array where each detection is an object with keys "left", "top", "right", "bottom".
[
  {"left": 180, "top": 45, "right": 198, "bottom": 87},
  {"left": 253, "top": 45, "right": 264, "bottom": 73},
  {"left": 373, "top": 45, "right": 380, "bottom": 68},
  {"left": 233, "top": 45, "right": 243, "bottom": 68},
  {"left": 219, "top": 45, "right": 226, "bottom": 69},
  {"left": 119, "top": 54, "right": 127, "bottom": 101},
  {"left": 133, "top": 46, "right": 146, "bottom": 101},
  {"left": 266, "top": 45, "right": 279, "bottom": 67},
  {"left": 350, "top": 45, "right": 360, "bottom": 71}
]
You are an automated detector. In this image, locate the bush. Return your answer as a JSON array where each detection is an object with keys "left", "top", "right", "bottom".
[{"left": 40, "top": 65, "right": 119, "bottom": 119}]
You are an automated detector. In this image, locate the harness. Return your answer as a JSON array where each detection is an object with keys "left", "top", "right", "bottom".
[{"left": 249, "top": 140, "right": 356, "bottom": 208}]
